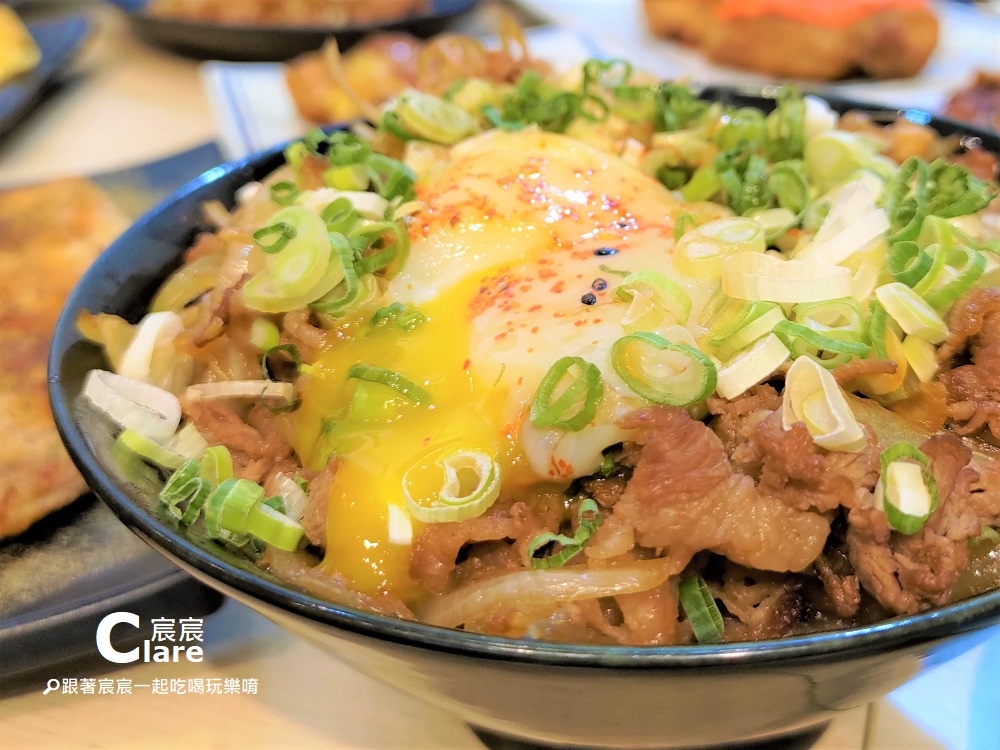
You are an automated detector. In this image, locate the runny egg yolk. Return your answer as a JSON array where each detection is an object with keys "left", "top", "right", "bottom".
[
  {"left": 293, "top": 280, "right": 538, "bottom": 599},
  {"left": 292, "top": 129, "right": 720, "bottom": 599}
]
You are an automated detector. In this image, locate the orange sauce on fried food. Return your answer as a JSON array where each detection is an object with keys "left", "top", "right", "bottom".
[{"left": 715, "top": 0, "right": 930, "bottom": 27}]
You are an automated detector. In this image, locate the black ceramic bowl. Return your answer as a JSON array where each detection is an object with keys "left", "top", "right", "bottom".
[{"left": 50, "top": 90, "right": 1000, "bottom": 748}]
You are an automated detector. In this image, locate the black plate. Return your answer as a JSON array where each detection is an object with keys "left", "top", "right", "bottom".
[
  {"left": 108, "top": 0, "right": 480, "bottom": 61},
  {"left": 0, "top": 143, "right": 228, "bottom": 697},
  {"left": 0, "top": 13, "right": 89, "bottom": 141}
]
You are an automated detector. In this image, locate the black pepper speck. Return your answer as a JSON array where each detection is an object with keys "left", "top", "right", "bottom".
[
  {"left": 581, "top": 292, "right": 597, "bottom": 305},
  {"left": 594, "top": 247, "right": 618, "bottom": 256},
  {"left": 591, "top": 278, "right": 607, "bottom": 291}
]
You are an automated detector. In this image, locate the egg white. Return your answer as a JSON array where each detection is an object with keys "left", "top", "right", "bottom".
[{"left": 297, "top": 129, "right": 716, "bottom": 595}]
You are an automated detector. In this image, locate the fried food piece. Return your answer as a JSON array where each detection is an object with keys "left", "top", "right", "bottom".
[
  {"left": 0, "top": 178, "right": 127, "bottom": 539},
  {"left": 642, "top": 0, "right": 938, "bottom": 81},
  {"left": 286, "top": 33, "right": 421, "bottom": 124},
  {"left": 0, "top": 6, "right": 41, "bottom": 85}
]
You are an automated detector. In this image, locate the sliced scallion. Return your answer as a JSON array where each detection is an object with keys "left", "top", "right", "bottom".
[
  {"left": 347, "top": 363, "right": 430, "bottom": 404},
  {"left": 526, "top": 498, "right": 602, "bottom": 569},
  {"left": 530, "top": 356, "right": 603, "bottom": 432},
  {"left": 252, "top": 221, "right": 297, "bottom": 255},
  {"left": 878, "top": 442, "right": 939, "bottom": 535},
  {"left": 679, "top": 574, "right": 724, "bottom": 644},
  {"left": 611, "top": 332, "right": 717, "bottom": 407},
  {"left": 403, "top": 449, "right": 501, "bottom": 523},
  {"left": 116, "top": 427, "right": 186, "bottom": 470}
]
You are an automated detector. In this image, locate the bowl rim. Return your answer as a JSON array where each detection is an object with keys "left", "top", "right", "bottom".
[{"left": 49, "top": 86, "right": 1000, "bottom": 669}]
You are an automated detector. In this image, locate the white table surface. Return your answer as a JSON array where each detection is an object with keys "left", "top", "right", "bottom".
[{"left": 0, "top": 2, "right": 998, "bottom": 748}]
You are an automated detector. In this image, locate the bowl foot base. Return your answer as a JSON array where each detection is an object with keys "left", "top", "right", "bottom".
[{"left": 471, "top": 722, "right": 832, "bottom": 750}]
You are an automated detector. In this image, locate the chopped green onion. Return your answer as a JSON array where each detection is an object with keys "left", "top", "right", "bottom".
[
  {"left": 803, "top": 130, "right": 877, "bottom": 194},
  {"left": 874, "top": 282, "right": 949, "bottom": 344},
  {"left": 116, "top": 427, "right": 186, "bottom": 470},
  {"left": 887, "top": 240, "right": 932, "bottom": 287},
  {"left": 320, "top": 197, "right": 358, "bottom": 234},
  {"left": 715, "top": 107, "right": 765, "bottom": 151},
  {"left": 323, "top": 164, "right": 369, "bottom": 191},
  {"left": 615, "top": 269, "right": 693, "bottom": 330},
  {"left": 773, "top": 320, "right": 870, "bottom": 368},
  {"left": 674, "top": 217, "right": 766, "bottom": 280},
  {"left": 159, "top": 458, "right": 198, "bottom": 503},
  {"left": 269, "top": 181, "right": 300, "bottom": 206},
  {"left": 371, "top": 302, "right": 427, "bottom": 331},
  {"left": 403, "top": 449, "right": 502, "bottom": 523},
  {"left": 680, "top": 166, "right": 722, "bottom": 202},
  {"left": 205, "top": 478, "right": 264, "bottom": 538},
  {"left": 526, "top": 498, "right": 602, "bottom": 569},
  {"left": 260, "top": 344, "right": 302, "bottom": 382},
  {"left": 393, "top": 91, "right": 479, "bottom": 145},
  {"left": 706, "top": 300, "right": 786, "bottom": 362},
  {"left": 918, "top": 243, "right": 986, "bottom": 311},
  {"left": 611, "top": 332, "right": 717, "bottom": 407},
  {"left": 252, "top": 221, "right": 297, "bottom": 255},
  {"left": 310, "top": 235, "right": 363, "bottom": 318},
  {"left": 249, "top": 318, "right": 281, "bottom": 352},
  {"left": 673, "top": 213, "right": 697, "bottom": 241},
  {"left": 347, "top": 363, "right": 430, "bottom": 404},
  {"left": 530, "top": 356, "right": 603, "bottom": 431},
  {"left": 901, "top": 335, "right": 939, "bottom": 383},
  {"left": 767, "top": 159, "right": 809, "bottom": 214},
  {"left": 243, "top": 501, "right": 304, "bottom": 552},
  {"left": 792, "top": 297, "right": 867, "bottom": 341},
  {"left": 763, "top": 87, "right": 805, "bottom": 162},
  {"left": 878, "top": 442, "right": 939, "bottom": 535},
  {"left": 679, "top": 574, "right": 724, "bottom": 644},
  {"left": 198, "top": 445, "right": 233, "bottom": 487}
]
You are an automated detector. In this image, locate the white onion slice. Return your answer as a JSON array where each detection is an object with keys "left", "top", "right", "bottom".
[
  {"left": 117, "top": 311, "right": 184, "bottom": 383},
  {"left": 722, "top": 252, "right": 853, "bottom": 303},
  {"left": 418, "top": 558, "right": 679, "bottom": 628},
  {"left": 82, "top": 369, "right": 181, "bottom": 441},
  {"left": 794, "top": 208, "right": 889, "bottom": 266},
  {"left": 184, "top": 380, "right": 295, "bottom": 402},
  {"left": 274, "top": 472, "right": 309, "bottom": 522},
  {"left": 715, "top": 334, "right": 790, "bottom": 400},
  {"left": 298, "top": 188, "right": 389, "bottom": 219},
  {"left": 387, "top": 504, "right": 413, "bottom": 546},
  {"left": 168, "top": 423, "right": 209, "bottom": 460}
]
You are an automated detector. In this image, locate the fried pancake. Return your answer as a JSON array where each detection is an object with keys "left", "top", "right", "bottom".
[
  {"left": 0, "top": 178, "right": 127, "bottom": 539},
  {"left": 643, "top": 0, "right": 938, "bottom": 81}
]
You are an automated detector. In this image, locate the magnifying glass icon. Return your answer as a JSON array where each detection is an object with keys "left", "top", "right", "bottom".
[{"left": 42, "top": 679, "right": 59, "bottom": 695}]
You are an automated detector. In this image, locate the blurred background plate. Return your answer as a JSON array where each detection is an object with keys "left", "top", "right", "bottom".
[
  {"left": 0, "top": 13, "right": 89, "bottom": 141},
  {"left": 107, "top": 0, "right": 480, "bottom": 61},
  {"left": 0, "top": 141, "right": 227, "bottom": 696}
]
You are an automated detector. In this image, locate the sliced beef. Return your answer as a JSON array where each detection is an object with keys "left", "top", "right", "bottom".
[
  {"left": 846, "top": 432, "right": 987, "bottom": 614},
  {"left": 261, "top": 547, "right": 414, "bottom": 620},
  {"left": 409, "top": 499, "right": 559, "bottom": 594},
  {"left": 938, "top": 288, "right": 1000, "bottom": 441},
  {"left": 814, "top": 550, "right": 862, "bottom": 619},
  {"left": 613, "top": 579, "right": 681, "bottom": 645},
  {"left": 752, "top": 412, "right": 881, "bottom": 514},
  {"left": 301, "top": 460, "right": 337, "bottom": 547},
  {"left": 183, "top": 400, "right": 293, "bottom": 462},
  {"left": 715, "top": 565, "right": 804, "bottom": 641},
  {"left": 612, "top": 407, "right": 830, "bottom": 573},
  {"left": 708, "top": 384, "right": 781, "bottom": 474}
]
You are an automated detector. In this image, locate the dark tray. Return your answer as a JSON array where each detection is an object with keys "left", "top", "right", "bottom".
[{"left": 0, "top": 142, "right": 229, "bottom": 696}]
